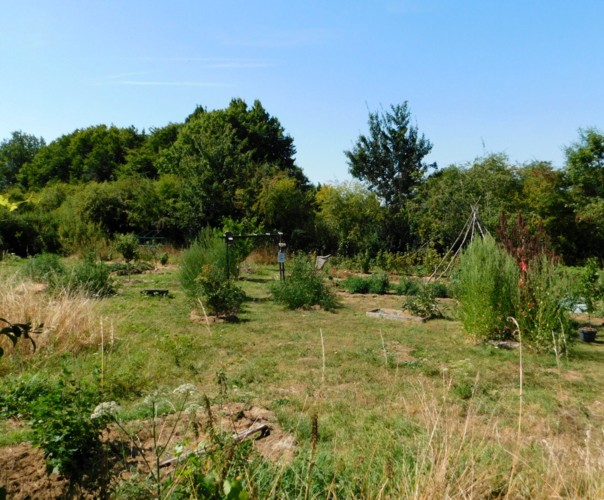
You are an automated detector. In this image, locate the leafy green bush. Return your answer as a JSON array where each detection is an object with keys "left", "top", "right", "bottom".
[
  {"left": 343, "top": 273, "right": 389, "bottom": 294},
  {"left": 456, "top": 236, "right": 519, "bottom": 341},
  {"left": 50, "top": 254, "right": 116, "bottom": 297},
  {"left": 180, "top": 228, "right": 246, "bottom": 316},
  {"left": 403, "top": 282, "right": 441, "bottom": 319},
  {"left": 0, "top": 374, "right": 54, "bottom": 418},
  {"left": 22, "top": 253, "right": 65, "bottom": 282},
  {"left": 1, "top": 371, "right": 110, "bottom": 479},
  {"left": 428, "top": 281, "right": 449, "bottom": 298},
  {"left": 107, "top": 261, "right": 153, "bottom": 275},
  {"left": 343, "top": 275, "right": 370, "bottom": 294},
  {"left": 196, "top": 264, "right": 246, "bottom": 317},
  {"left": 114, "top": 233, "right": 140, "bottom": 263},
  {"left": 271, "top": 254, "right": 338, "bottom": 310},
  {"left": 181, "top": 228, "right": 230, "bottom": 300},
  {"left": 395, "top": 279, "right": 421, "bottom": 296},
  {"left": 29, "top": 374, "right": 110, "bottom": 478},
  {"left": 367, "top": 273, "right": 390, "bottom": 294}
]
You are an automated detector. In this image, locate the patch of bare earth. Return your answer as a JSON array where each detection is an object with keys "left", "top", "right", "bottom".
[{"left": 0, "top": 404, "right": 295, "bottom": 499}]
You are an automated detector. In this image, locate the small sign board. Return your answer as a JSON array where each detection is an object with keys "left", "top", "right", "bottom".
[{"left": 278, "top": 251, "right": 286, "bottom": 263}]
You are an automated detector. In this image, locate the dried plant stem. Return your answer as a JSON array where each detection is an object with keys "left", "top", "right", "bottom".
[
  {"left": 506, "top": 316, "right": 523, "bottom": 498},
  {"left": 320, "top": 328, "right": 326, "bottom": 384},
  {"left": 197, "top": 299, "right": 212, "bottom": 335},
  {"left": 379, "top": 329, "right": 388, "bottom": 368},
  {"left": 305, "top": 413, "right": 319, "bottom": 500},
  {"left": 100, "top": 318, "right": 104, "bottom": 392}
]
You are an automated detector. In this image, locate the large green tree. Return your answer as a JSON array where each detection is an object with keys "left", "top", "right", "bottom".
[
  {"left": 565, "top": 127, "right": 604, "bottom": 202},
  {"left": 18, "top": 125, "right": 144, "bottom": 188},
  {"left": 564, "top": 128, "right": 604, "bottom": 261},
  {"left": 314, "top": 182, "right": 386, "bottom": 256},
  {"left": 408, "top": 154, "right": 522, "bottom": 253},
  {"left": 345, "top": 102, "right": 435, "bottom": 210},
  {"left": 0, "top": 131, "right": 45, "bottom": 191},
  {"left": 159, "top": 98, "right": 308, "bottom": 237}
]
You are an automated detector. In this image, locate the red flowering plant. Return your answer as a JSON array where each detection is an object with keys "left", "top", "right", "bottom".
[{"left": 497, "top": 213, "right": 572, "bottom": 352}]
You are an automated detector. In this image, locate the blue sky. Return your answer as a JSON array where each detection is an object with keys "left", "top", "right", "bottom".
[{"left": 2, "top": 1, "right": 603, "bottom": 184}]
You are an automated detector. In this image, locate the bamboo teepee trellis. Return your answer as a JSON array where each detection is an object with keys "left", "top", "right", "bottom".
[{"left": 428, "top": 204, "right": 488, "bottom": 281}]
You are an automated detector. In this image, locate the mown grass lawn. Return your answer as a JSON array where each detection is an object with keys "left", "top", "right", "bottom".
[{"left": 1, "top": 258, "right": 604, "bottom": 498}]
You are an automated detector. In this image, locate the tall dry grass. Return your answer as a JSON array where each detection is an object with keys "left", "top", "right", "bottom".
[
  {"left": 0, "top": 273, "right": 102, "bottom": 356},
  {"left": 389, "top": 376, "right": 604, "bottom": 498}
]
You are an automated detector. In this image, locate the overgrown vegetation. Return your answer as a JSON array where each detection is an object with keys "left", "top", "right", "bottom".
[
  {"left": 0, "top": 253, "right": 603, "bottom": 497},
  {"left": 1, "top": 100, "right": 604, "bottom": 496}
]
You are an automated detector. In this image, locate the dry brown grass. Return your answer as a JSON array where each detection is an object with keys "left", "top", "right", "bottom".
[
  {"left": 0, "top": 274, "right": 102, "bottom": 356},
  {"left": 389, "top": 375, "right": 604, "bottom": 499}
]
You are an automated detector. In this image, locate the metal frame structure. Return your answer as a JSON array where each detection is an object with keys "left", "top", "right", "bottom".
[{"left": 223, "top": 231, "right": 286, "bottom": 280}]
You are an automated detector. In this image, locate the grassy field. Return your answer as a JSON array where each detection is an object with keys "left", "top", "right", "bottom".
[{"left": 1, "top": 255, "right": 604, "bottom": 498}]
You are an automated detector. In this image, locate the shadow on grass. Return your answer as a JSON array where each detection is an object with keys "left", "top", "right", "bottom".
[{"left": 239, "top": 277, "right": 275, "bottom": 284}]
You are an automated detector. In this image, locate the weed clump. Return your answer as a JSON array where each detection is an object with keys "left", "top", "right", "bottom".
[{"left": 403, "top": 282, "right": 442, "bottom": 319}]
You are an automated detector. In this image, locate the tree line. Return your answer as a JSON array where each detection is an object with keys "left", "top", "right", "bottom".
[{"left": 0, "top": 98, "right": 602, "bottom": 265}]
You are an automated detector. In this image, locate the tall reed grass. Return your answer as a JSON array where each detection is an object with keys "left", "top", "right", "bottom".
[{"left": 457, "top": 236, "right": 519, "bottom": 341}]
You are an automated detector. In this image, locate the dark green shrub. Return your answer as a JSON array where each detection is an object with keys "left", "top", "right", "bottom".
[
  {"left": 367, "top": 273, "right": 390, "bottom": 294},
  {"left": 196, "top": 265, "right": 246, "bottom": 317},
  {"left": 28, "top": 374, "right": 110, "bottom": 478},
  {"left": 403, "top": 283, "right": 441, "bottom": 319},
  {"left": 395, "top": 279, "right": 421, "bottom": 296},
  {"left": 50, "top": 254, "right": 116, "bottom": 297},
  {"left": 271, "top": 255, "right": 338, "bottom": 311},
  {"left": 428, "top": 281, "right": 449, "bottom": 298},
  {"left": 22, "top": 253, "right": 65, "bottom": 282},
  {"left": 115, "top": 233, "right": 140, "bottom": 263},
  {"left": 159, "top": 252, "right": 169, "bottom": 266},
  {"left": 180, "top": 228, "right": 246, "bottom": 316},
  {"left": 343, "top": 275, "right": 370, "bottom": 294}
]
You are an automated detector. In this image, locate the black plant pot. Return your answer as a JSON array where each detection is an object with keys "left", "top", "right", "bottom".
[{"left": 579, "top": 327, "right": 597, "bottom": 342}]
